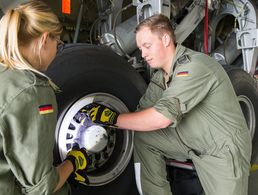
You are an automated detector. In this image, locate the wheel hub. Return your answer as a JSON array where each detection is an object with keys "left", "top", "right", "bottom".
[
  {"left": 79, "top": 125, "right": 108, "bottom": 153},
  {"left": 56, "top": 93, "right": 134, "bottom": 186}
]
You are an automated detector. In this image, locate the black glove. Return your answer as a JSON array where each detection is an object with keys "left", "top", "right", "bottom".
[
  {"left": 85, "top": 103, "right": 119, "bottom": 126},
  {"left": 65, "top": 144, "right": 89, "bottom": 172},
  {"left": 69, "top": 169, "right": 89, "bottom": 185}
]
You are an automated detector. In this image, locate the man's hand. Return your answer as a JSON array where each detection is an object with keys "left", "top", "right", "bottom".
[
  {"left": 85, "top": 103, "right": 119, "bottom": 126},
  {"left": 65, "top": 144, "right": 89, "bottom": 172}
]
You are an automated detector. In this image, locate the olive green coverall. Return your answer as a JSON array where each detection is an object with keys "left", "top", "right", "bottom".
[
  {"left": 134, "top": 45, "right": 252, "bottom": 195},
  {"left": 0, "top": 66, "right": 70, "bottom": 195}
]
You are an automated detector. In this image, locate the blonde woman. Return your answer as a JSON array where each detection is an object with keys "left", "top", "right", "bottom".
[{"left": 0, "top": 1, "right": 89, "bottom": 194}]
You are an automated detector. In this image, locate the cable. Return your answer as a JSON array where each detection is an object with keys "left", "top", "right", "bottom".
[
  {"left": 204, "top": 0, "right": 209, "bottom": 54},
  {"left": 89, "top": 17, "right": 101, "bottom": 44}
]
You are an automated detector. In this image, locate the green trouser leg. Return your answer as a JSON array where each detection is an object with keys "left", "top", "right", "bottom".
[
  {"left": 190, "top": 131, "right": 251, "bottom": 195},
  {"left": 133, "top": 129, "right": 189, "bottom": 195},
  {"left": 134, "top": 129, "right": 251, "bottom": 195}
]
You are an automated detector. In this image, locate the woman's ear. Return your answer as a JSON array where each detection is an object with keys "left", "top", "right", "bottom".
[{"left": 39, "top": 32, "right": 49, "bottom": 49}]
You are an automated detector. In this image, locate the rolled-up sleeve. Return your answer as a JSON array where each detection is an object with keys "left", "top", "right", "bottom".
[
  {"left": 1, "top": 85, "right": 60, "bottom": 194},
  {"left": 154, "top": 97, "right": 182, "bottom": 127},
  {"left": 154, "top": 62, "right": 215, "bottom": 126}
]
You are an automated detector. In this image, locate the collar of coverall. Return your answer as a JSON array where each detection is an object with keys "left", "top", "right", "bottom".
[
  {"left": 163, "top": 44, "right": 191, "bottom": 86},
  {"left": 24, "top": 70, "right": 50, "bottom": 86},
  {"left": 168, "top": 44, "right": 188, "bottom": 78}
]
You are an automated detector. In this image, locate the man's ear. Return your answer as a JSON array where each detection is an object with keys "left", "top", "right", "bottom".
[{"left": 162, "top": 33, "right": 171, "bottom": 47}]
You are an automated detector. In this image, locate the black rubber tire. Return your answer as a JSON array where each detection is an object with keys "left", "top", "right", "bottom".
[
  {"left": 46, "top": 43, "right": 146, "bottom": 195},
  {"left": 224, "top": 66, "right": 258, "bottom": 163}
]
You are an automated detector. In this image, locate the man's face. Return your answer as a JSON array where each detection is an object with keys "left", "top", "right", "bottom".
[{"left": 136, "top": 27, "right": 167, "bottom": 69}]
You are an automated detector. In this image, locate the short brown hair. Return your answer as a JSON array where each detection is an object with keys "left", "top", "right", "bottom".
[{"left": 135, "top": 14, "right": 175, "bottom": 43}]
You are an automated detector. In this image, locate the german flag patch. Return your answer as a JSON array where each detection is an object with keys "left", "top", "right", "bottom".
[
  {"left": 176, "top": 71, "right": 189, "bottom": 77},
  {"left": 39, "top": 104, "right": 54, "bottom": 115}
]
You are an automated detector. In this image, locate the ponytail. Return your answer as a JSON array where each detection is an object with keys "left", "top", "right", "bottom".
[{"left": 0, "top": 1, "right": 62, "bottom": 90}]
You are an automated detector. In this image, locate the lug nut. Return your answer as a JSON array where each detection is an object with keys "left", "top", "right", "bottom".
[
  {"left": 103, "top": 152, "right": 109, "bottom": 159},
  {"left": 95, "top": 153, "right": 101, "bottom": 160}
]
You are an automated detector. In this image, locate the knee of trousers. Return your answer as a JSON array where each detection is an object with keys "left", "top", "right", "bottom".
[{"left": 134, "top": 131, "right": 153, "bottom": 146}]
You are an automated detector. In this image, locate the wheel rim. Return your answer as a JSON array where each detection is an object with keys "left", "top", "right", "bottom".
[
  {"left": 56, "top": 93, "right": 133, "bottom": 186},
  {"left": 238, "top": 95, "right": 256, "bottom": 139}
]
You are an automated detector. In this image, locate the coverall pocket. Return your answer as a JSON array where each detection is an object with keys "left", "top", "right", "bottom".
[
  {"left": 221, "top": 145, "right": 238, "bottom": 178},
  {"left": 189, "top": 146, "right": 238, "bottom": 180}
]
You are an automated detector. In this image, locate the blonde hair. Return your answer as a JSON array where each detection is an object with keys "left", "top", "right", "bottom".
[{"left": 0, "top": 0, "right": 62, "bottom": 88}]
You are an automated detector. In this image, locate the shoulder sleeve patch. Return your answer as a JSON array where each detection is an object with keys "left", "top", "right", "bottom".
[{"left": 177, "top": 55, "right": 190, "bottom": 65}]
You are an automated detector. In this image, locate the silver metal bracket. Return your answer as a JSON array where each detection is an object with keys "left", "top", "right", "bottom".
[
  {"left": 234, "top": 0, "right": 258, "bottom": 74},
  {"left": 135, "top": 0, "right": 171, "bottom": 24},
  {"left": 236, "top": 29, "right": 258, "bottom": 49}
]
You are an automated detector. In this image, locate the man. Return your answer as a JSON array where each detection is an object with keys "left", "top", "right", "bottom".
[{"left": 86, "top": 14, "right": 251, "bottom": 195}]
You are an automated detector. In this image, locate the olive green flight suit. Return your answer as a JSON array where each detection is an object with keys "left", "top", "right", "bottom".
[
  {"left": 0, "top": 66, "right": 70, "bottom": 195},
  {"left": 134, "top": 45, "right": 252, "bottom": 195}
]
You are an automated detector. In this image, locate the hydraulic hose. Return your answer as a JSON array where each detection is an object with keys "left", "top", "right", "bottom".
[{"left": 204, "top": 0, "right": 209, "bottom": 54}]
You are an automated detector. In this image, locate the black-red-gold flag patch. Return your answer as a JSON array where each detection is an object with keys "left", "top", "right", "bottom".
[
  {"left": 176, "top": 71, "right": 189, "bottom": 77},
  {"left": 39, "top": 104, "right": 54, "bottom": 115}
]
